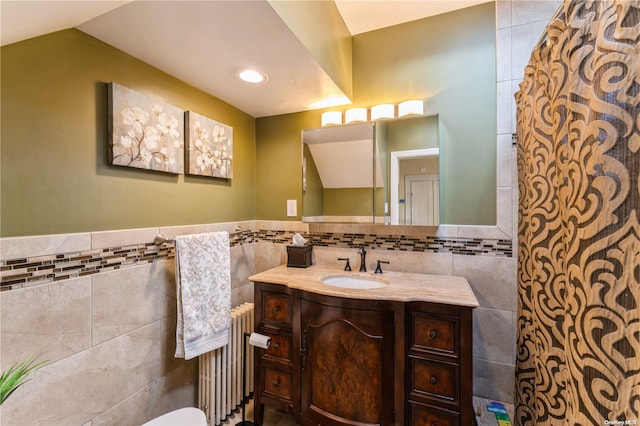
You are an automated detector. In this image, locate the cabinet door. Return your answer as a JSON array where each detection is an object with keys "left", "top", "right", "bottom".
[
  {"left": 409, "top": 401, "right": 460, "bottom": 426},
  {"left": 300, "top": 298, "right": 394, "bottom": 426}
]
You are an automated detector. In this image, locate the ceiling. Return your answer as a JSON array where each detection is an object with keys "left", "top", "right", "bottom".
[{"left": 0, "top": 0, "right": 491, "bottom": 118}]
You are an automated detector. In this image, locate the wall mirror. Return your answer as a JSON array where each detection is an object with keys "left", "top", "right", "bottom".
[
  {"left": 376, "top": 114, "right": 440, "bottom": 226},
  {"left": 302, "top": 122, "right": 377, "bottom": 223},
  {"left": 301, "top": 114, "right": 440, "bottom": 225}
]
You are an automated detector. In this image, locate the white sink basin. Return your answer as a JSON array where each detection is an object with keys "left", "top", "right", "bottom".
[{"left": 321, "top": 275, "right": 387, "bottom": 289}]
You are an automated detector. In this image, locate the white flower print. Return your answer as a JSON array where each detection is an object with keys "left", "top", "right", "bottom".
[
  {"left": 187, "top": 112, "right": 233, "bottom": 178},
  {"left": 111, "top": 84, "right": 184, "bottom": 173}
]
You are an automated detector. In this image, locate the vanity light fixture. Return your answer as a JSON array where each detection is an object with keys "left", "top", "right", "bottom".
[
  {"left": 237, "top": 69, "right": 267, "bottom": 83},
  {"left": 321, "top": 111, "right": 343, "bottom": 126},
  {"left": 345, "top": 108, "right": 367, "bottom": 124},
  {"left": 398, "top": 100, "right": 424, "bottom": 117},
  {"left": 320, "top": 100, "right": 425, "bottom": 126},
  {"left": 370, "top": 104, "right": 395, "bottom": 120}
]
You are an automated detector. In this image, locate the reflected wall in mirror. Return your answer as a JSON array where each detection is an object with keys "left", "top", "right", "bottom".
[
  {"left": 301, "top": 114, "right": 439, "bottom": 225},
  {"left": 302, "top": 122, "right": 377, "bottom": 223},
  {"left": 376, "top": 115, "right": 439, "bottom": 226}
]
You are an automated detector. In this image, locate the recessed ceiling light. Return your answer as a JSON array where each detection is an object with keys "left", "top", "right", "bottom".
[{"left": 237, "top": 69, "right": 267, "bottom": 83}]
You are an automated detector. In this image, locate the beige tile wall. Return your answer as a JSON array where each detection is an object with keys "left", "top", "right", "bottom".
[
  {"left": 486, "top": 0, "right": 562, "bottom": 403},
  {"left": 496, "top": 0, "right": 561, "bottom": 247},
  {"left": 0, "top": 222, "right": 255, "bottom": 425},
  {"left": 1, "top": 220, "right": 518, "bottom": 424},
  {"left": 0, "top": 220, "right": 521, "bottom": 424}
]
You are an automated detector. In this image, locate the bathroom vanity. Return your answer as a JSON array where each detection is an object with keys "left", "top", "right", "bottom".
[{"left": 250, "top": 265, "right": 479, "bottom": 426}]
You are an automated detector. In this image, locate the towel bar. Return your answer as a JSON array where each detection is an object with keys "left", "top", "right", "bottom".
[
  {"left": 153, "top": 227, "right": 251, "bottom": 246},
  {"left": 154, "top": 234, "right": 175, "bottom": 246}
]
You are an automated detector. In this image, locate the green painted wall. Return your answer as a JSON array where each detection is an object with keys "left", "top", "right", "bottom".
[
  {"left": 1, "top": 29, "right": 256, "bottom": 237},
  {"left": 256, "top": 3, "right": 496, "bottom": 225},
  {"left": 302, "top": 143, "right": 323, "bottom": 217},
  {"left": 255, "top": 111, "right": 316, "bottom": 219},
  {"left": 268, "top": 0, "right": 352, "bottom": 99},
  {"left": 324, "top": 189, "right": 372, "bottom": 216},
  {"left": 387, "top": 116, "right": 439, "bottom": 152},
  {"left": 2, "top": 3, "right": 496, "bottom": 235},
  {"left": 354, "top": 3, "right": 496, "bottom": 225}
]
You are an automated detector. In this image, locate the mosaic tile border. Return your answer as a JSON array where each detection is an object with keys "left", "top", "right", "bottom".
[
  {"left": 256, "top": 231, "right": 512, "bottom": 257},
  {"left": 1, "top": 230, "right": 511, "bottom": 292},
  {"left": 0, "top": 232, "right": 251, "bottom": 292}
]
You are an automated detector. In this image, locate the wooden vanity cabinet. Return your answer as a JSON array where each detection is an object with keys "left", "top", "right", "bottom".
[
  {"left": 406, "top": 301, "right": 474, "bottom": 426},
  {"left": 299, "top": 291, "right": 397, "bottom": 426},
  {"left": 253, "top": 282, "right": 296, "bottom": 424},
  {"left": 253, "top": 281, "right": 474, "bottom": 426}
]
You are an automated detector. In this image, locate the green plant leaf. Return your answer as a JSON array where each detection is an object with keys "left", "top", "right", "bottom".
[{"left": 0, "top": 355, "right": 47, "bottom": 405}]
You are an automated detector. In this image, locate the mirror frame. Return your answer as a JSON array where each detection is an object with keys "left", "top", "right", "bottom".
[
  {"left": 302, "top": 115, "right": 443, "bottom": 225},
  {"left": 300, "top": 117, "right": 510, "bottom": 243}
]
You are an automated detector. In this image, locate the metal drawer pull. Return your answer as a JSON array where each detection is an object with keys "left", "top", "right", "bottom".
[
  {"left": 273, "top": 343, "right": 280, "bottom": 350},
  {"left": 272, "top": 305, "right": 281, "bottom": 314},
  {"left": 430, "top": 375, "right": 437, "bottom": 385},
  {"left": 273, "top": 379, "right": 281, "bottom": 388},
  {"left": 430, "top": 330, "right": 438, "bottom": 339}
]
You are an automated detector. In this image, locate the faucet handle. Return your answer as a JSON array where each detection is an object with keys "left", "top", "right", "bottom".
[
  {"left": 338, "top": 257, "right": 351, "bottom": 271},
  {"left": 375, "top": 260, "right": 390, "bottom": 274}
]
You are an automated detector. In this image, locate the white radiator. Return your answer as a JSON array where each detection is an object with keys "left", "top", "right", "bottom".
[{"left": 198, "top": 302, "right": 254, "bottom": 426}]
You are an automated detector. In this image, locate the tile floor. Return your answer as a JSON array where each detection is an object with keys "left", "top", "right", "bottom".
[{"left": 225, "top": 397, "right": 515, "bottom": 425}]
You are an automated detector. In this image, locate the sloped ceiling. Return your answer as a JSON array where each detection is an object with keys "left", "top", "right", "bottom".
[
  {"left": 0, "top": 0, "right": 491, "bottom": 117},
  {"left": 76, "top": 1, "right": 347, "bottom": 118},
  {"left": 303, "top": 122, "right": 384, "bottom": 189}
]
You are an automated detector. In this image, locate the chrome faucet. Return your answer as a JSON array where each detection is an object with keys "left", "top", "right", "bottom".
[{"left": 358, "top": 247, "right": 367, "bottom": 272}]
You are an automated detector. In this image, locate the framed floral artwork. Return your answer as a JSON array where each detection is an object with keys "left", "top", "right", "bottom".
[
  {"left": 108, "top": 82, "right": 184, "bottom": 174},
  {"left": 185, "top": 111, "right": 233, "bottom": 179}
]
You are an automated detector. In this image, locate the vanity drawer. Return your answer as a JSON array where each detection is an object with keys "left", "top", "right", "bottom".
[
  {"left": 262, "top": 293, "right": 292, "bottom": 326},
  {"left": 262, "top": 332, "right": 292, "bottom": 363},
  {"left": 410, "top": 358, "right": 459, "bottom": 404},
  {"left": 410, "top": 312, "right": 458, "bottom": 358},
  {"left": 409, "top": 401, "right": 459, "bottom": 426},
  {"left": 262, "top": 366, "right": 292, "bottom": 401}
]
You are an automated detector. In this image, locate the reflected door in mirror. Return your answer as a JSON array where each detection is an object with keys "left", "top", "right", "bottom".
[{"left": 405, "top": 174, "right": 439, "bottom": 225}]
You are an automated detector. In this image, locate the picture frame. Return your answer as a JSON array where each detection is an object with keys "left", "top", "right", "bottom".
[
  {"left": 108, "top": 82, "right": 184, "bottom": 174},
  {"left": 185, "top": 111, "right": 233, "bottom": 179}
]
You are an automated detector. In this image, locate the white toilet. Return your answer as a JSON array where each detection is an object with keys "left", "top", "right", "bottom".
[{"left": 142, "top": 407, "right": 207, "bottom": 426}]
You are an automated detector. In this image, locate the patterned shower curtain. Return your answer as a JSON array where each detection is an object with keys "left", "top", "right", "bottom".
[{"left": 515, "top": 1, "right": 640, "bottom": 424}]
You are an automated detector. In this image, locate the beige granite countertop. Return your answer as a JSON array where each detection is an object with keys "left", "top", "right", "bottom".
[{"left": 249, "top": 264, "right": 479, "bottom": 307}]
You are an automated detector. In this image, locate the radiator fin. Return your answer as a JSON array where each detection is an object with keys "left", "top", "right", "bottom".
[{"left": 198, "top": 302, "right": 254, "bottom": 426}]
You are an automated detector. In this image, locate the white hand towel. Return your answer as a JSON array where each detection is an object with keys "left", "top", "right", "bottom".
[{"left": 174, "top": 231, "right": 231, "bottom": 360}]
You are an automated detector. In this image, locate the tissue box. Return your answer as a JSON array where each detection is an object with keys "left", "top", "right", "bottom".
[{"left": 287, "top": 245, "right": 313, "bottom": 268}]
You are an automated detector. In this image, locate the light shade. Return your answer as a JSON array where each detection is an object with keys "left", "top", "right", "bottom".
[
  {"left": 321, "top": 111, "right": 342, "bottom": 126},
  {"left": 345, "top": 108, "right": 367, "bottom": 123},
  {"left": 371, "top": 104, "right": 395, "bottom": 120},
  {"left": 398, "top": 100, "right": 424, "bottom": 117}
]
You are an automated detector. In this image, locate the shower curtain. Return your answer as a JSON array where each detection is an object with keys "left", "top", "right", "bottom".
[{"left": 515, "top": 1, "right": 640, "bottom": 424}]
